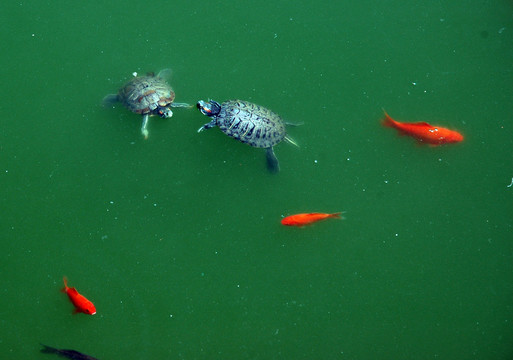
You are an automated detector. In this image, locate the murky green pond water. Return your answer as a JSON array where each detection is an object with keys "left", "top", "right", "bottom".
[{"left": 1, "top": 1, "right": 512, "bottom": 359}]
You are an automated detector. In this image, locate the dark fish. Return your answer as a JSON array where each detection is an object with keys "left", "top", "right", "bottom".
[{"left": 40, "top": 344, "right": 99, "bottom": 360}]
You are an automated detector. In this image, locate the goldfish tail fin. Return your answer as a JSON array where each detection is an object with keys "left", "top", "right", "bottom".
[
  {"left": 331, "top": 212, "right": 345, "bottom": 219},
  {"left": 381, "top": 109, "right": 395, "bottom": 127},
  {"left": 61, "top": 276, "right": 68, "bottom": 292},
  {"left": 40, "top": 344, "right": 59, "bottom": 354}
]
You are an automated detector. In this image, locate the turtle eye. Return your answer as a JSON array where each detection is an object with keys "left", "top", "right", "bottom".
[
  {"left": 197, "top": 103, "right": 212, "bottom": 115},
  {"left": 158, "top": 108, "right": 173, "bottom": 118}
]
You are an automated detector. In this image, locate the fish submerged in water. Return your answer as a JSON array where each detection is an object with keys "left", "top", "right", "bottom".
[
  {"left": 40, "top": 344, "right": 99, "bottom": 360},
  {"left": 382, "top": 111, "right": 464, "bottom": 145},
  {"left": 62, "top": 277, "right": 96, "bottom": 315},
  {"left": 281, "top": 212, "right": 344, "bottom": 227}
]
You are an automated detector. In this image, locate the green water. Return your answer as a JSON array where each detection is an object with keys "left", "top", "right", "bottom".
[{"left": 1, "top": 1, "right": 512, "bottom": 359}]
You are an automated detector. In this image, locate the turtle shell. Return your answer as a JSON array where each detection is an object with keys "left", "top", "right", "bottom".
[
  {"left": 118, "top": 73, "right": 175, "bottom": 115},
  {"left": 214, "top": 100, "right": 286, "bottom": 148}
]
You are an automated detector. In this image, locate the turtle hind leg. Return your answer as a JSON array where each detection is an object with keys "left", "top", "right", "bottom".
[
  {"left": 266, "top": 147, "right": 280, "bottom": 174},
  {"left": 102, "top": 94, "right": 119, "bottom": 107},
  {"left": 141, "top": 114, "right": 150, "bottom": 139}
]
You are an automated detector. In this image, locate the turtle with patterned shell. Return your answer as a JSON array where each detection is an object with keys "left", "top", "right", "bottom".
[
  {"left": 103, "top": 69, "right": 189, "bottom": 139},
  {"left": 197, "top": 99, "right": 299, "bottom": 173}
]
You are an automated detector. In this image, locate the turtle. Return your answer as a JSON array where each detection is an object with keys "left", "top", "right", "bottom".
[
  {"left": 196, "top": 99, "right": 299, "bottom": 173},
  {"left": 103, "top": 69, "right": 189, "bottom": 139}
]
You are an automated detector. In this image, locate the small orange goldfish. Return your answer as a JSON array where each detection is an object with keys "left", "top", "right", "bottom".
[
  {"left": 62, "top": 277, "right": 96, "bottom": 315},
  {"left": 281, "top": 212, "right": 343, "bottom": 227},
  {"left": 382, "top": 111, "right": 463, "bottom": 145}
]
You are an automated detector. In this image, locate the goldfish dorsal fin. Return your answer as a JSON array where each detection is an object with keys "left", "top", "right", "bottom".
[
  {"left": 67, "top": 287, "right": 79, "bottom": 296},
  {"left": 415, "top": 122, "right": 432, "bottom": 127}
]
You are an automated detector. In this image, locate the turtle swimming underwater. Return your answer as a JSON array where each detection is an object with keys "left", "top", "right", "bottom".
[
  {"left": 103, "top": 69, "right": 189, "bottom": 139},
  {"left": 196, "top": 99, "right": 298, "bottom": 173}
]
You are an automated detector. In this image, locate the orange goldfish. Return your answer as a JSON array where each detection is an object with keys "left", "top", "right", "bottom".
[
  {"left": 62, "top": 277, "right": 96, "bottom": 315},
  {"left": 382, "top": 111, "right": 463, "bottom": 145},
  {"left": 281, "top": 212, "right": 343, "bottom": 227}
]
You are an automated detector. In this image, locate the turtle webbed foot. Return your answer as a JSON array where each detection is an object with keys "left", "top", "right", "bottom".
[
  {"left": 197, "top": 121, "right": 216, "bottom": 133},
  {"left": 266, "top": 147, "right": 280, "bottom": 174}
]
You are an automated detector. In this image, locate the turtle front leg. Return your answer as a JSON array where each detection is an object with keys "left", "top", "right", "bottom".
[
  {"left": 197, "top": 120, "right": 217, "bottom": 133},
  {"left": 141, "top": 114, "right": 150, "bottom": 139},
  {"left": 171, "top": 102, "right": 193, "bottom": 108}
]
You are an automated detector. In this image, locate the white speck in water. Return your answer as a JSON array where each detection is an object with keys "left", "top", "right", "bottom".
[{"left": 132, "top": 72, "right": 137, "bottom": 77}]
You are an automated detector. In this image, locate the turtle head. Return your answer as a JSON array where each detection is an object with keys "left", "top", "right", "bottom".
[
  {"left": 157, "top": 106, "right": 173, "bottom": 118},
  {"left": 197, "top": 100, "right": 221, "bottom": 117}
]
